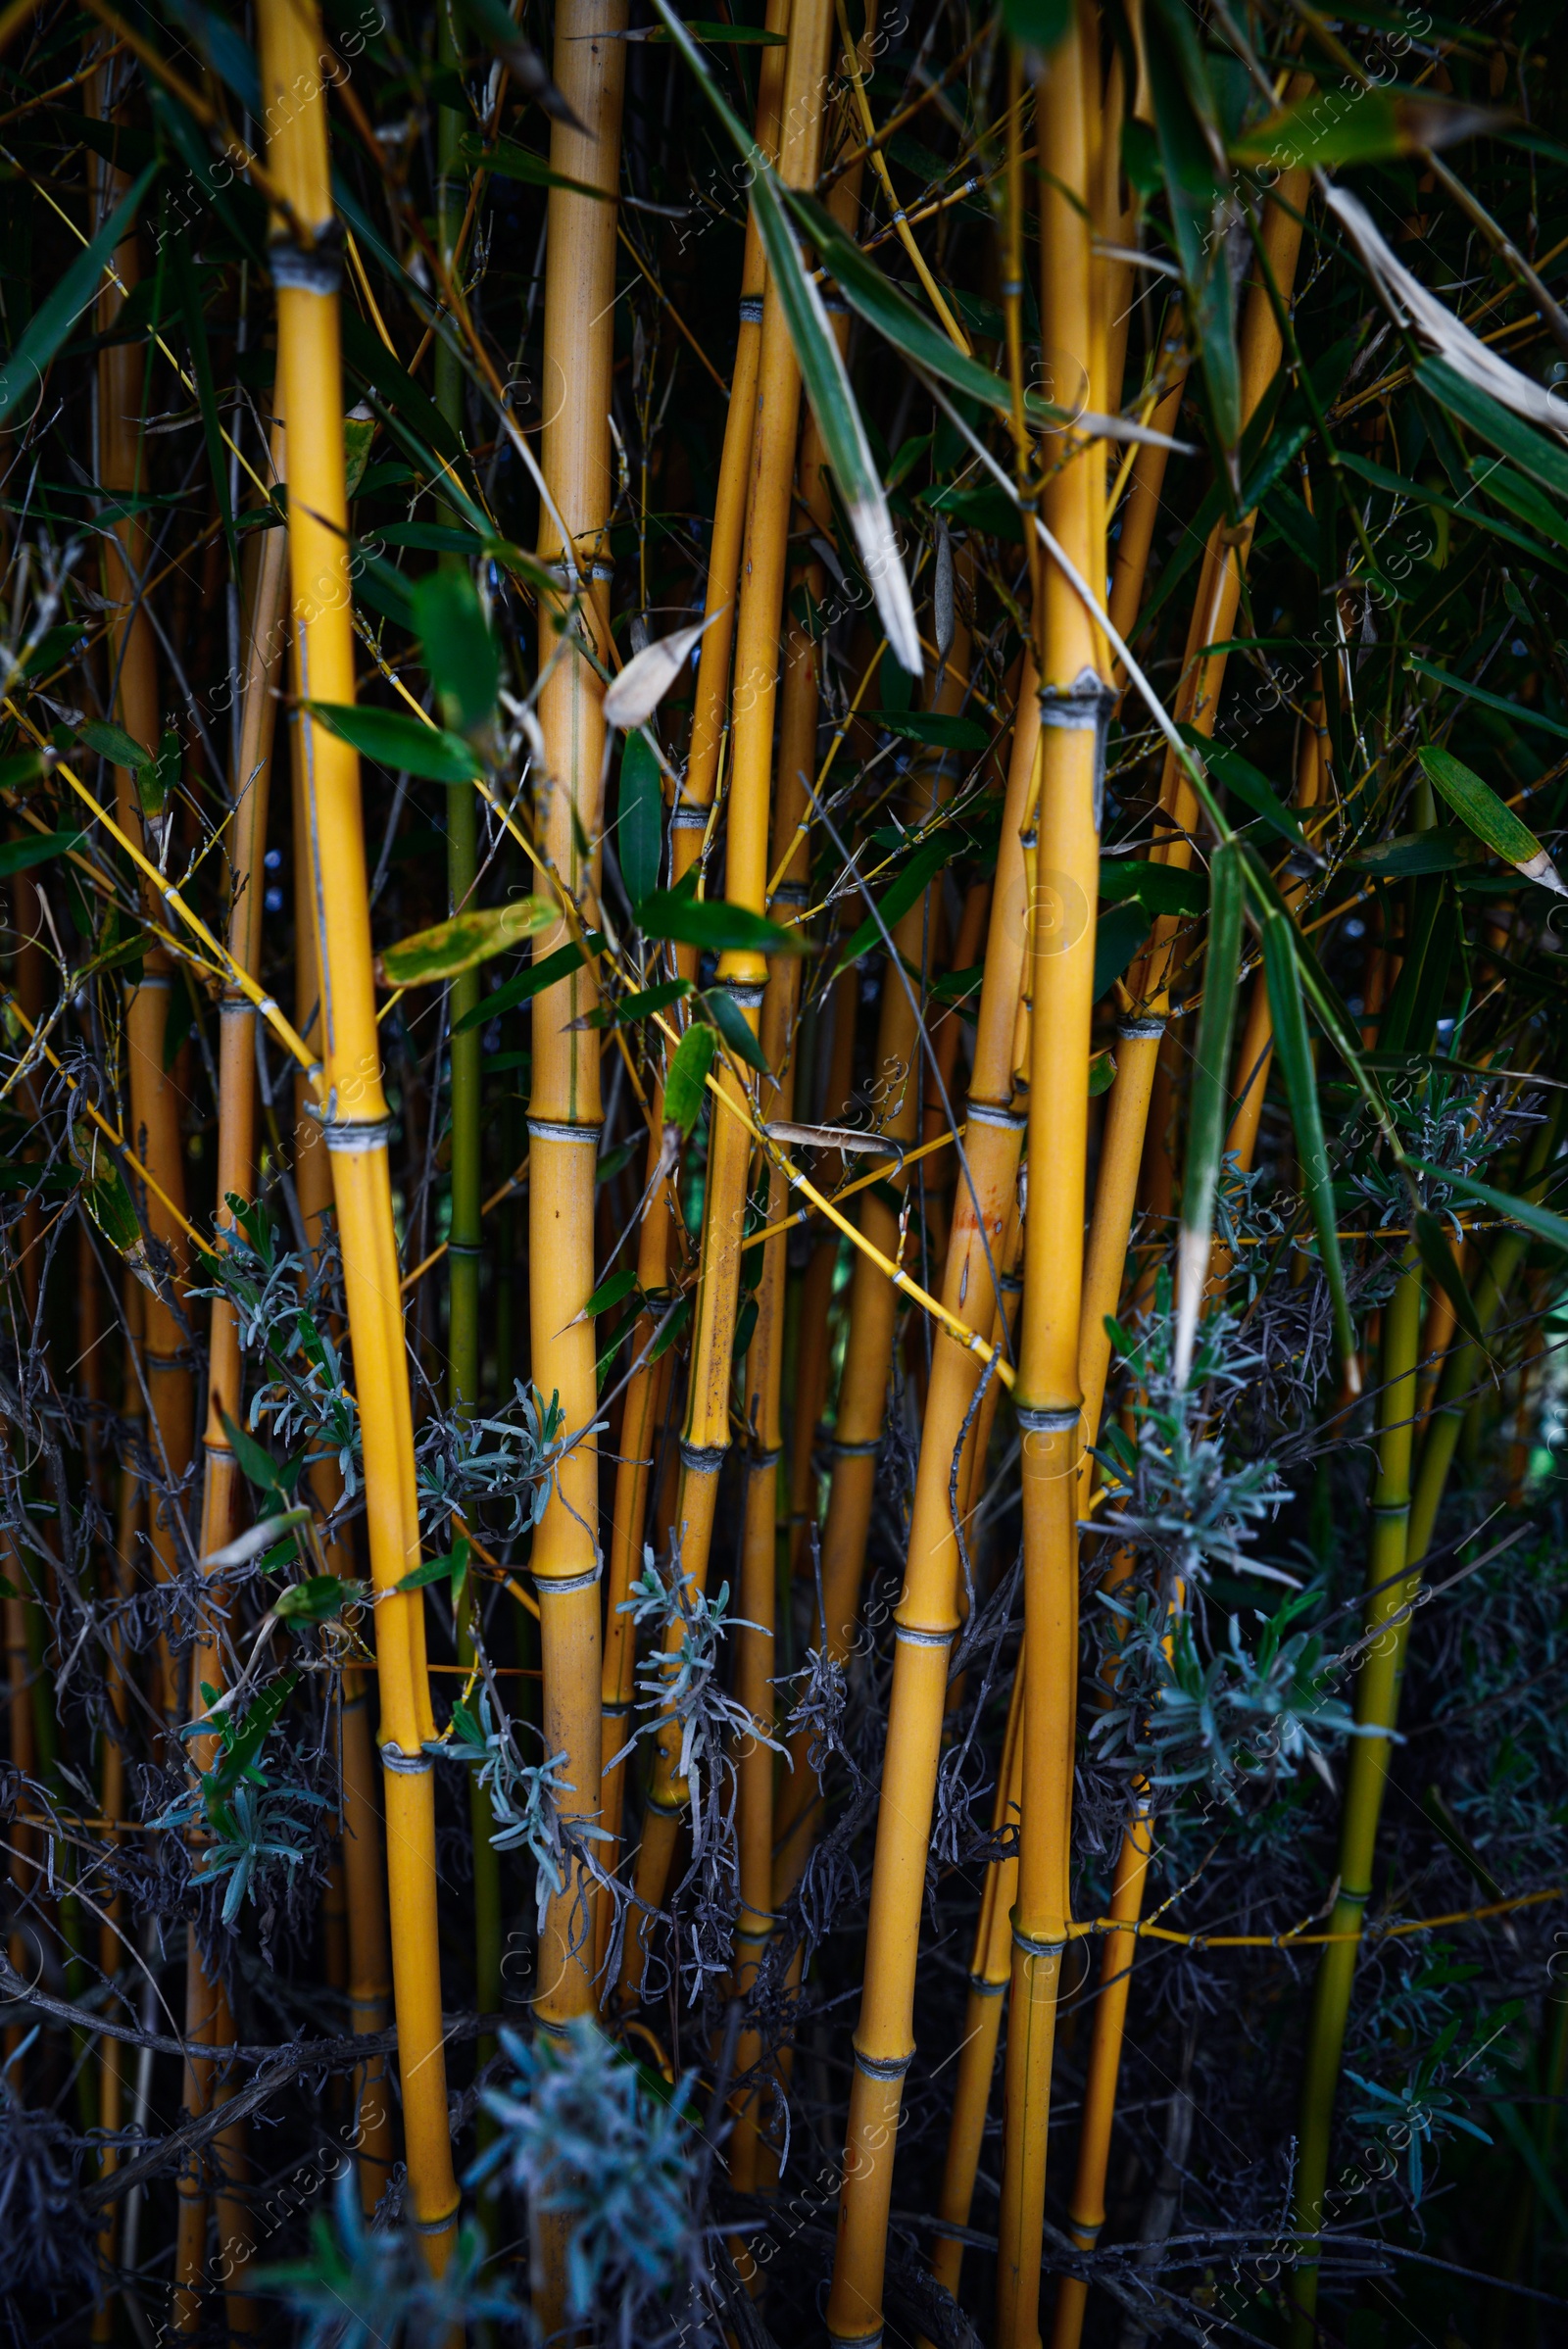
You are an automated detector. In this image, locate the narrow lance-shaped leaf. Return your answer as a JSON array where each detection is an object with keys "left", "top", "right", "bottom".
[
  {"left": 380, "top": 899, "right": 557, "bottom": 989},
  {"left": 618, "top": 731, "right": 664, "bottom": 905},
  {"left": 451, "top": 931, "right": 606, "bottom": 1034},
  {"left": 649, "top": 0, "right": 921, "bottom": 673},
  {"left": 307, "top": 702, "right": 482, "bottom": 786},
  {"left": 785, "top": 190, "right": 1185, "bottom": 451},
  {"left": 0, "top": 163, "right": 157, "bottom": 427},
  {"left": 1417, "top": 744, "right": 1568, "bottom": 895},
  {"left": 1405, "top": 1158, "right": 1568, "bottom": 1258},
  {"left": 1259, "top": 911, "right": 1359, "bottom": 1394},
  {"left": 663, "top": 1023, "right": 717, "bottom": 1138},
  {"left": 1174, "top": 840, "right": 1244, "bottom": 1387},
  {"left": 1411, "top": 1207, "right": 1488, "bottom": 1353}
]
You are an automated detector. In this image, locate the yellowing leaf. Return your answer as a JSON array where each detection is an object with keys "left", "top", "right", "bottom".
[
  {"left": 380, "top": 898, "right": 558, "bottom": 988},
  {"left": 1416, "top": 745, "right": 1568, "bottom": 896}
]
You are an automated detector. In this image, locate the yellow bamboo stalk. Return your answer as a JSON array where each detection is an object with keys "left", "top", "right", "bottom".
[
  {"left": 526, "top": 6, "right": 627, "bottom": 2178},
  {"left": 172, "top": 431, "right": 287, "bottom": 2340},
  {"left": 931, "top": 1661, "right": 1025, "bottom": 2302},
  {"left": 257, "top": 0, "right": 457, "bottom": 2267},
  {"left": 1076, "top": 161, "right": 1314, "bottom": 1517},
  {"left": 90, "top": 62, "right": 192, "bottom": 1734},
  {"left": 770, "top": 568, "right": 976, "bottom": 1901},
  {"left": 595, "top": 0, "right": 793, "bottom": 1966},
  {"left": 290, "top": 588, "right": 396, "bottom": 2223},
  {"left": 677, "top": 0, "right": 789, "bottom": 881},
  {"left": 619, "top": 0, "right": 836, "bottom": 1994},
  {"left": 994, "top": 20, "right": 1103, "bottom": 2339},
  {"left": 822, "top": 636, "right": 1040, "bottom": 2339}
]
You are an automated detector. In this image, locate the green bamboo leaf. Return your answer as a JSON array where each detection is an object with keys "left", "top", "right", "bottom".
[
  {"left": 651, "top": 0, "right": 921, "bottom": 672},
  {"left": 0, "top": 831, "right": 85, "bottom": 878},
  {"left": 169, "top": 229, "right": 234, "bottom": 572},
  {"left": 1349, "top": 829, "right": 1483, "bottom": 878},
  {"left": 1231, "top": 89, "right": 1496, "bottom": 170},
  {"left": 645, "top": 1294, "right": 692, "bottom": 1366},
  {"left": 1099, "top": 857, "right": 1207, "bottom": 918},
  {"left": 785, "top": 187, "right": 1179, "bottom": 452},
  {"left": 458, "top": 132, "right": 609, "bottom": 201},
  {"left": 643, "top": 17, "right": 787, "bottom": 38},
  {"left": 1416, "top": 745, "right": 1567, "bottom": 894},
  {"left": 396, "top": 1537, "right": 471, "bottom": 1594},
  {"left": 663, "top": 1023, "right": 717, "bottom": 1137},
  {"left": 1089, "top": 1048, "right": 1117, "bottom": 1097},
  {"left": 306, "top": 703, "right": 481, "bottom": 785},
  {"left": 1405, "top": 1160, "right": 1568, "bottom": 1256},
  {"left": 998, "top": 0, "right": 1070, "bottom": 50},
  {"left": 0, "top": 753, "right": 46, "bottom": 795},
  {"left": 0, "top": 163, "right": 157, "bottom": 426},
  {"left": 1417, "top": 356, "right": 1568, "bottom": 506},
  {"left": 1093, "top": 902, "right": 1149, "bottom": 1003},
  {"left": 411, "top": 568, "right": 499, "bottom": 736},
  {"left": 450, "top": 931, "right": 605, "bottom": 1034},
  {"left": 1174, "top": 840, "right": 1244, "bottom": 1384},
  {"left": 1467, "top": 455, "right": 1568, "bottom": 554},
  {"left": 1407, "top": 657, "right": 1568, "bottom": 744},
  {"left": 219, "top": 1405, "right": 293, "bottom": 1496},
  {"left": 585, "top": 978, "right": 693, "bottom": 1029},
  {"left": 1411, "top": 1207, "right": 1487, "bottom": 1353},
  {"left": 618, "top": 730, "right": 664, "bottom": 907},
  {"left": 584, "top": 1266, "right": 639, "bottom": 1319},
  {"left": 1260, "top": 914, "right": 1358, "bottom": 1387},
  {"left": 832, "top": 833, "right": 952, "bottom": 975},
  {"left": 1179, "top": 726, "right": 1306, "bottom": 850},
  {"left": 274, "top": 1575, "right": 365, "bottom": 1624},
  {"left": 1142, "top": 0, "right": 1238, "bottom": 468},
  {"left": 1337, "top": 449, "right": 1568, "bottom": 573},
  {"left": 380, "top": 898, "right": 557, "bottom": 988},
  {"left": 637, "top": 890, "right": 806, "bottom": 957},
  {"left": 78, "top": 720, "right": 152, "bottom": 772},
  {"left": 703, "top": 987, "right": 772, "bottom": 1077}
]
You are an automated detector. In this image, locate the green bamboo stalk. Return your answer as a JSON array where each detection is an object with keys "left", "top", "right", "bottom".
[
  {"left": 1288, "top": 1243, "right": 1423, "bottom": 2343},
  {"left": 435, "top": 10, "right": 502, "bottom": 2096}
]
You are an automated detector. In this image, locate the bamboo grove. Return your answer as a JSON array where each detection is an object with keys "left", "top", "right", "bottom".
[{"left": 0, "top": 0, "right": 1567, "bottom": 2340}]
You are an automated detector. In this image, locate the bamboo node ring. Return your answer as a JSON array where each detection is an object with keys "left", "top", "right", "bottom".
[
  {"left": 679, "top": 1439, "right": 728, "bottom": 1474},
  {"left": 268, "top": 232, "right": 344, "bottom": 296},
  {"left": 379, "top": 1743, "right": 432, "bottom": 1774},
  {"left": 893, "top": 1623, "right": 956, "bottom": 1649},
  {"left": 323, "top": 1117, "right": 392, "bottom": 1154},
  {"left": 1010, "top": 1923, "right": 1067, "bottom": 1956},
  {"left": 737, "top": 295, "right": 764, "bottom": 322},
  {"left": 1014, "top": 1404, "right": 1080, "bottom": 1434},
  {"left": 534, "top": 1565, "right": 603, "bottom": 1597},
  {"left": 414, "top": 2209, "right": 460, "bottom": 2236},
  {"left": 965, "top": 1097, "right": 1027, "bottom": 1130},
  {"left": 1117, "top": 1015, "right": 1166, "bottom": 1041},
  {"left": 832, "top": 1436, "right": 882, "bottom": 1457},
  {"left": 526, "top": 1116, "right": 604, "bottom": 1145},
  {"left": 1038, "top": 665, "right": 1118, "bottom": 828},
  {"left": 853, "top": 2046, "right": 911, "bottom": 2080}
]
